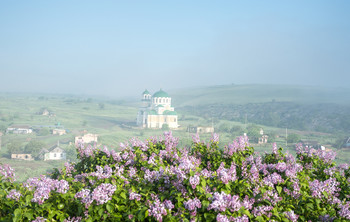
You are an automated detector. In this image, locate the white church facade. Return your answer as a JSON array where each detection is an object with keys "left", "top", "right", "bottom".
[{"left": 136, "top": 89, "right": 179, "bottom": 129}]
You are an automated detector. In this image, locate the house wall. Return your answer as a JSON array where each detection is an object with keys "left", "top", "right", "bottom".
[{"left": 44, "top": 152, "right": 66, "bottom": 161}]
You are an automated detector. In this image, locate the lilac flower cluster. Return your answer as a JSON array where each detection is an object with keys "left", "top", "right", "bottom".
[
  {"left": 208, "top": 192, "right": 245, "bottom": 212},
  {"left": 284, "top": 210, "right": 299, "bottom": 222},
  {"left": 192, "top": 133, "right": 201, "bottom": 144},
  {"left": 129, "top": 192, "right": 141, "bottom": 201},
  {"left": 216, "top": 163, "right": 237, "bottom": 184},
  {"left": 31, "top": 217, "right": 46, "bottom": 222},
  {"left": 24, "top": 176, "right": 69, "bottom": 204},
  {"left": 63, "top": 216, "right": 82, "bottom": 222},
  {"left": 75, "top": 183, "right": 116, "bottom": 208},
  {"left": 6, "top": 189, "right": 22, "bottom": 201},
  {"left": 263, "top": 172, "right": 284, "bottom": 187},
  {"left": 77, "top": 143, "right": 98, "bottom": 158},
  {"left": 90, "top": 165, "right": 112, "bottom": 179},
  {"left": 338, "top": 201, "right": 350, "bottom": 219},
  {"left": 148, "top": 195, "right": 168, "bottom": 222},
  {"left": 184, "top": 197, "right": 201, "bottom": 212},
  {"left": 189, "top": 175, "right": 200, "bottom": 189},
  {"left": 0, "top": 164, "right": 15, "bottom": 182},
  {"left": 251, "top": 205, "right": 273, "bottom": 217},
  {"left": 224, "top": 136, "right": 249, "bottom": 156},
  {"left": 296, "top": 144, "right": 337, "bottom": 164},
  {"left": 309, "top": 177, "right": 340, "bottom": 200}
]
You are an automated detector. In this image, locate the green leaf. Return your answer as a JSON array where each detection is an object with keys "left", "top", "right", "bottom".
[
  {"left": 120, "top": 192, "right": 127, "bottom": 199},
  {"left": 276, "top": 186, "right": 282, "bottom": 194},
  {"left": 106, "top": 203, "right": 113, "bottom": 213}
]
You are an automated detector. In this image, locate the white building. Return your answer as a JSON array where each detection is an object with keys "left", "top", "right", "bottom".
[
  {"left": 44, "top": 142, "right": 66, "bottom": 161},
  {"left": 75, "top": 133, "right": 98, "bottom": 145},
  {"left": 137, "top": 89, "right": 179, "bottom": 129},
  {"left": 6, "top": 125, "right": 33, "bottom": 134}
]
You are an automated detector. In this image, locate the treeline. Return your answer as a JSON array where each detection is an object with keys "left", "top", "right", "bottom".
[{"left": 179, "top": 102, "right": 350, "bottom": 134}]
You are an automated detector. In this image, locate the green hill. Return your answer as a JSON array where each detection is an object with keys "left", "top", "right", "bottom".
[{"left": 170, "top": 84, "right": 350, "bottom": 107}]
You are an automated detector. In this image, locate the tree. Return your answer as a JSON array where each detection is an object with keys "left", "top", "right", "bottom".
[
  {"left": 37, "top": 128, "right": 50, "bottom": 136},
  {"left": 287, "top": 133, "right": 301, "bottom": 144},
  {"left": 7, "top": 141, "right": 23, "bottom": 156},
  {"left": 246, "top": 124, "right": 261, "bottom": 143},
  {"left": 162, "top": 123, "right": 169, "bottom": 131},
  {"left": 24, "top": 140, "right": 45, "bottom": 159}
]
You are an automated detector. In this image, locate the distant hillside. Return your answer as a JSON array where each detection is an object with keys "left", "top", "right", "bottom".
[
  {"left": 170, "top": 84, "right": 350, "bottom": 134},
  {"left": 170, "top": 84, "right": 350, "bottom": 107}
]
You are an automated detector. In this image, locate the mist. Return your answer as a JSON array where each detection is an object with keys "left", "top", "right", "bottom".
[{"left": 0, "top": 1, "right": 349, "bottom": 98}]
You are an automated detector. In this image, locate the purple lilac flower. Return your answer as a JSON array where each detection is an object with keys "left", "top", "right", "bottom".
[
  {"left": 0, "top": 164, "right": 16, "bottom": 182},
  {"left": 192, "top": 133, "right": 201, "bottom": 144},
  {"left": 24, "top": 176, "right": 69, "bottom": 204},
  {"left": 6, "top": 189, "right": 22, "bottom": 201},
  {"left": 129, "top": 192, "right": 141, "bottom": 201},
  {"left": 91, "top": 183, "right": 116, "bottom": 205},
  {"left": 148, "top": 196, "right": 167, "bottom": 222},
  {"left": 75, "top": 189, "right": 93, "bottom": 208},
  {"left": 216, "top": 214, "right": 230, "bottom": 222},
  {"left": 230, "top": 215, "right": 249, "bottom": 222},
  {"left": 272, "top": 142, "right": 278, "bottom": 155},
  {"left": 284, "top": 210, "right": 299, "bottom": 222},
  {"left": 184, "top": 197, "right": 201, "bottom": 212},
  {"left": 338, "top": 202, "right": 350, "bottom": 219},
  {"left": 241, "top": 195, "right": 255, "bottom": 210},
  {"left": 319, "top": 214, "right": 336, "bottom": 222},
  {"left": 64, "top": 217, "right": 82, "bottom": 222},
  {"left": 263, "top": 172, "right": 284, "bottom": 187},
  {"left": 163, "top": 200, "right": 174, "bottom": 210},
  {"left": 216, "top": 163, "right": 237, "bottom": 184},
  {"left": 208, "top": 192, "right": 241, "bottom": 213},
  {"left": 211, "top": 133, "right": 219, "bottom": 143},
  {"left": 309, "top": 177, "right": 340, "bottom": 200},
  {"left": 91, "top": 165, "right": 112, "bottom": 179},
  {"left": 189, "top": 175, "right": 200, "bottom": 189},
  {"left": 64, "top": 162, "right": 76, "bottom": 176},
  {"left": 252, "top": 205, "right": 273, "bottom": 217}
]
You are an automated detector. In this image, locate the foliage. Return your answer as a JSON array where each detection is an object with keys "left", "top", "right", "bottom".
[
  {"left": 6, "top": 141, "right": 23, "bottom": 156},
  {"left": 161, "top": 124, "right": 169, "bottom": 131},
  {"left": 24, "top": 140, "right": 46, "bottom": 160},
  {"left": 1, "top": 132, "right": 350, "bottom": 221}
]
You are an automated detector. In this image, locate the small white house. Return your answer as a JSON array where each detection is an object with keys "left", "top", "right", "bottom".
[
  {"left": 6, "top": 125, "right": 33, "bottom": 134},
  {"left": 44, "top": 142, "right": 66, "bottom": 161}
]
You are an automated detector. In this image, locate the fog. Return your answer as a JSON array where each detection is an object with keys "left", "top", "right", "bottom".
[{"left": 0, "top": 1, "right": 349, "bottom": 98}]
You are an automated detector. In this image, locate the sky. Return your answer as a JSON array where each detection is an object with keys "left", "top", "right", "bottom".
[{"left": 0, "top": 1, "right": 349, "bottom": 98}]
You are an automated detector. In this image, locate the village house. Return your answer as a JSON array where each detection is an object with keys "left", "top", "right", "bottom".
[
  {"left": 6, "top": 125, "right": 33, "bottom": 134},
  {"left": 136, "top": 89, "right": 179, "bottom": 129},
  {"left": 258, "top": 128, "right": 269, "bottom": 144},
  {"left": 43, "top": 142, "right": 66, "bottom": 161},
  {"left": 187, "top": 126, "right": 214, "bottom": 134},
  {"left": 52, "top": 129, "right": 66, "bottom": 136},
  {"left": 75, "top": 133, "right": 98, "bottom": 145},
  {"left": 11, "top": 153, "right": 34, "bottom": 161}
]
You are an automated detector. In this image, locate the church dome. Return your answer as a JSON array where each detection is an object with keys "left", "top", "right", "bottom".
[
  {"left": 142, "top": 89, "right": 150, "bottom": 95},
  {"left": 153, "top": 89, "right": 169, "bottom": 98}
]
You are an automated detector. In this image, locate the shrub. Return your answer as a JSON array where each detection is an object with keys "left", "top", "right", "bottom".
[{"left": 0, "top": 132, "right": 350, "bottom": 221}]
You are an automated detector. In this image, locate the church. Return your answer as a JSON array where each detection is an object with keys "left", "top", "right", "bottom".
[{"left": 136, "top": 89, "right": 179, "bottom": 129}]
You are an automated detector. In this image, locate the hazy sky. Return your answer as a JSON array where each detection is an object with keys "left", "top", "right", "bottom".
[{"left": 0, "top": 1, "right": 349, "bottom": 97}]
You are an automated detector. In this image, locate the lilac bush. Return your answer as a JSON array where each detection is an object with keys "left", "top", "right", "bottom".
[{"left": 1, "top": 132, "right": 350, "bottom": 221}]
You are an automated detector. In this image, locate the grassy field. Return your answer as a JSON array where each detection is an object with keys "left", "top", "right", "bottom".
[{"left": 0, "top": 86, "right": 349, "bottom": 182}]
